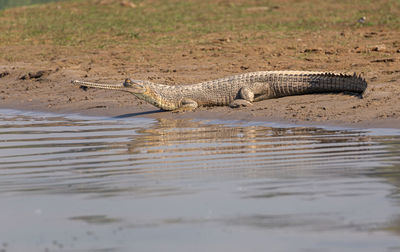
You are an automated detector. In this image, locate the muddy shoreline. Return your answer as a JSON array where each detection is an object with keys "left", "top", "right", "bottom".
[
  {"left": 2, "top": 101, "right": 400, "bottom": 130},
  {"left": 0, "top": 63, "right": 399, "bottom": 129}
]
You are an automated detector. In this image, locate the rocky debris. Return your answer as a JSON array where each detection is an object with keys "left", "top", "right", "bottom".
[
  {"left": 370, "top": 58, "right": 395, "bottom": 63},
  {"left": 354, "top": 45, "right": 388, "bottom": 53},
  {"left": 354, "top": 46, "right": 367, "bottom": 53},
  {"left": 303, "top": 48, "right": 323, "bottom": 53},
  {"left": 20, "top": 70, "right": 52, "bottom": 80},
  {"left": 0, "top": 71, "right": 10, "bottom": 78},
  {"left": 371, "top": 44, "right": 386, "bottom": 52},
  {"left": 364, "top": 32, "right": 377, "bottom": 38},
  {"left": 324, "top": 49, "right": 335, "bottom": 55},
  {"left": 216, "top": 37, "right": 231, "bottom": 43},
  {"left": 382, "top": 70, "right": 400, "bottom": 75}
]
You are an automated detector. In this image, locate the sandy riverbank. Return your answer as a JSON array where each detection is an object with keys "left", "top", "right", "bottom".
[{"left": 0, "top": 57, "right": 399, "bottom": 129}]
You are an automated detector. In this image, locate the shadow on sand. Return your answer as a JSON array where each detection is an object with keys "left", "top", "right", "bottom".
[{"left": 112, "top": 109, "right": 163, "bottom": 119}]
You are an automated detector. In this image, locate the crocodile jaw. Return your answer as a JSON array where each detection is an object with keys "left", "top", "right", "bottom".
[
  {"left": 72, "top": 79, "right": 171, "bottom": 109},
  {"left": 72, "top": 80, "right": 145, "bottom": 94}
]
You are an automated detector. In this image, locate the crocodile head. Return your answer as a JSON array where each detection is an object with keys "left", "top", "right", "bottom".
[
  {"left": 72, "top": 79, "right": 147, "bottom": 94},
  {"left": 122, "top": 78, "right": 147, "bottom": 94},
  {"left": 72, "top": 78, "right": 168, "bottom": 109},
  {"left": 123, "top": 79, "right": 163, "bottom": 107}
]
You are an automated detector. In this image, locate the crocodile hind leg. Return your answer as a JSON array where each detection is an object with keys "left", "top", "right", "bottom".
[
  {"left": 229, "top": 87, "right": 254, "bottom": 108},
  {"left": 172, "top": 98, "right": 198, "bottom": 113}
]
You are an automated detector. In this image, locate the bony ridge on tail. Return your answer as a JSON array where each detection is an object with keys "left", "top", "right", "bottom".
[{"left": 72, "top": 71, "right": 367, "bottom": 112}]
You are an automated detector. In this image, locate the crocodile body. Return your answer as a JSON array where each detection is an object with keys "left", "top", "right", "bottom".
[{"left": 73, "top": 71, "right": 367, "bottom": 111}]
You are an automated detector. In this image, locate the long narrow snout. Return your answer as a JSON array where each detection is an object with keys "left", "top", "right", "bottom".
[{"left": 72, "top": 80, "right": 125, "bottom": 91}]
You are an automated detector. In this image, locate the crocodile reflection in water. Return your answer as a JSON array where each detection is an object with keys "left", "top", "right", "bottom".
[
  {"left": 1, "top": 111, "right": 400, "bottom": 244},
  {"left": 124, "top": 118, "right": 376, "bottom": 178},
  {"left": 128, "top": 118, "right": 373, "bottom": 153},
  {"left": 122, "top": 119, "right": 400, "bottom": 235}
]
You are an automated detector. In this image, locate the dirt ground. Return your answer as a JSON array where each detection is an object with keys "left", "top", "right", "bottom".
[{"left": 0, "top": 26, "right": 399, "bottom": 128}]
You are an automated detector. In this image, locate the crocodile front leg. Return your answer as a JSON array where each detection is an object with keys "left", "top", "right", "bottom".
[
  {"left": 229, "top": 87, "right": 254, "bottom": 108},
  {"left": 172, "top": 98, "right": 198, "bottom": 113}
]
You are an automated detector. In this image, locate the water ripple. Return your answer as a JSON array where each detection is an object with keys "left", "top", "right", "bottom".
[
  {"left": 0, "top": 110, "right": 399, "bottom": 197},
  {"left": 1, "top": 110, "right": 400, "bottom": 252}
]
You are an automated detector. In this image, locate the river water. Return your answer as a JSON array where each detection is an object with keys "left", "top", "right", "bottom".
[{"left": 0, "top": 109, "right": 400, "bottom": 252}]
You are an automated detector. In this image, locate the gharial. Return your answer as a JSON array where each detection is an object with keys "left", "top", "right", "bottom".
[{"left": 72, "top": 71, "right": 368, "bottom": 112}]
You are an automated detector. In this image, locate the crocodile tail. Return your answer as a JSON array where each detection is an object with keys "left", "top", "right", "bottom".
[
  {"left": 353, "top": 73, "right": 368, "bottom": 98},
  {"left": 322, "top": 72, "right": 367, "bottom": 94},
  {"left": 308, "top": 72, "right": 368, "bottom": 96},
  {"left": 269, "top": 72, "right": 368, "bottom": 98}
]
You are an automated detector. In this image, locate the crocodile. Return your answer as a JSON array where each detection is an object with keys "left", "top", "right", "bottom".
[{"left": 72, "top": 71, "right": 367, "bottom": 112}]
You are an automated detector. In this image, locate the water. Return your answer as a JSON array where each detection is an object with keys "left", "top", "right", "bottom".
[
  {"left": 0, "top": 0, "right": 63, "bottom": 9},
  {"left": 1, "top": 109, "right": 400, "bottom": 252}
]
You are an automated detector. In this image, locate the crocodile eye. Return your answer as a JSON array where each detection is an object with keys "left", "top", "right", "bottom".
[{"left": 123, "top": 79, "right": 132, "bottom": 87}]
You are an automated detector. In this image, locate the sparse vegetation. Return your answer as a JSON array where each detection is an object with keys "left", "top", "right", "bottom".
[{"left": 0, "top": 0, "right": 399, "bottom": 49}]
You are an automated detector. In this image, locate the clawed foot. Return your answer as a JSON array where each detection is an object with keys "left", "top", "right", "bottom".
[
  {"left": 172, "top": 98, "right": 198, "bottom": 113},
  {"left": 172, "top": 106, "right": 196, "bottom": 113},
  {"left": 229, "top": 99, "right": 253, "bottom": 108}
]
